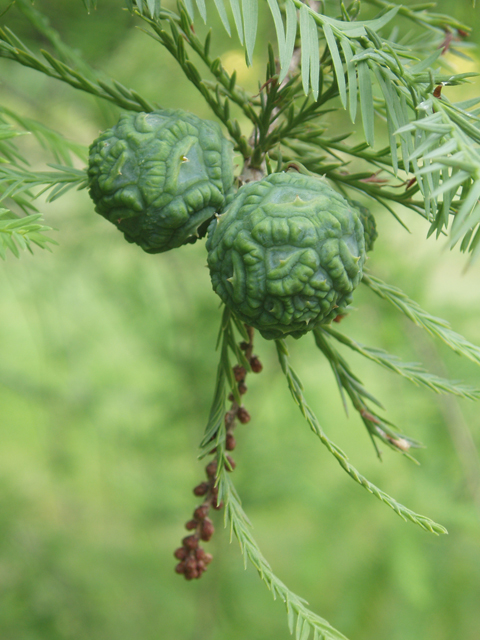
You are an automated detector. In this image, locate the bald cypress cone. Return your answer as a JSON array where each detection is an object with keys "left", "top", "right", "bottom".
[
  {"left": 88, "top": 109, "right": 234, "bottom": 253},
  {"left": 207, "top": 173, "right": 366, "bottom": 339}
]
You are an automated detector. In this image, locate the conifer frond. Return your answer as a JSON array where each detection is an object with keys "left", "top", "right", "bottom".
[
  {"left": 275, "top": 339, "right": 447, "bottom": 535},
  {"left": 220, "top": 471, "right": 351, "bottom": 640},
  {"left": 363, "top": 273, "right": 480, "bottom": 367},
  {"left": 0, "top": 109, "right": 87, "bottom": 214},
  {"left": 0, "top": 121, "right": 29, "bottom": 164},
  {"left": 313, "top": 328, "right": 422, "bottom": 459},
  {"left": 0, "top": 207, "right": 56, "bottom": 258},
  {"left": 0, "top": 107, "right": 87, "bottom": 165},
  {"left": 0, "top": 164, "right": 87, "bottom": 210},
  {"left": 396, "top": 108, "right": 480, "bottom": 260},
  {"left": 323, "top": 326, "right": 480, "bottom": 401},
  {"left": 0, "top": 27, "right": 154, "bottom": 112}
]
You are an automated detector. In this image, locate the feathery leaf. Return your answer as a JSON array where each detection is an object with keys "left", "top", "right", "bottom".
[
  {"left": 324, "top": 326, "right": 480, "bottom": 401},
  {"left": 0, "top": 208, "right": 56, "bottom": 259},
  {"left": 363, "top": 273, "right": 480, "bottom": 367},
  {"left": 275, "top": 340, "right": 447, "bottom": 535}
]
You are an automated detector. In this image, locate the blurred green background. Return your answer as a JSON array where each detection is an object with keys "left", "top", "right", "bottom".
[{"left": 0, "top": 1, "right": 479, "bottom": 639}]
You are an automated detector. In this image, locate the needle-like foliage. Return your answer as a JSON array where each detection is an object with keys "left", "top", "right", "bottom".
[{"left": 0, "top": 207, "right": 56, "bottom": 258}]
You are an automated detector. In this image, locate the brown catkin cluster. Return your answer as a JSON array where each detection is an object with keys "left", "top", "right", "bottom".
[
  {"left": 173, "top": 461, "right": 223, "bottom": 580},
  {"left": 174, "top": 325, "right": 262, "bottom": 580}
]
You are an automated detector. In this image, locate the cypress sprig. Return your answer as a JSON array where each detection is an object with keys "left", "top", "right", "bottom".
[
  {"left": 313, "top": 327, "right": 422, "bottom": 459},
  {"left": 275, "top": 338, "right": 447, "bottom": 536},
  {"left": 323, "top": 325, "right": 480, "bottom": 401},
  {"left": 362, "top": 273, "right": 480, "bottom": 367},
  {"left": 0, "top": 208, "right": 56, "bottom": 258},
  {"left": 0, "top": 26, "right": 154, "bottom": 112}
]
